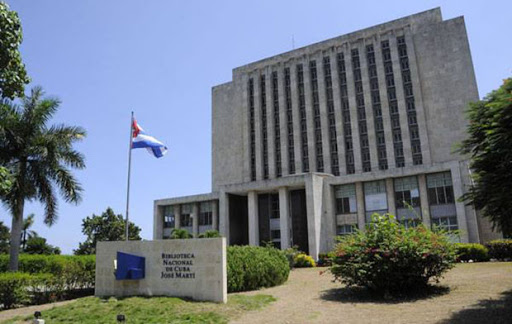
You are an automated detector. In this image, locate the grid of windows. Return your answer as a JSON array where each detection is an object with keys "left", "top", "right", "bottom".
[
  {"left": 199, "top": 202, "right": 213, "bottom": 226},
  {"left": 336, "top": 53, "right": 355, "bottom": 174},
  {"left": 248, "top": 78, "right": 256, "bottom": 180},
  {"left": 284, "top": 68, "right": 296, "bottom": 174},
  {"left": 397, "top": 36, "right": 422, "bottom": 165},
  {"left": 163, "top": 206, "right": 175, "bottom": 228},
  {"left": 335, "top": 184, "right": 357, "bottom": 214},
  {"left": 366, "top": 45, "right": 388, "bottom": 170},
  {"left": 181, "top": 204, "right": 193, "bottom": 227},
  {"left": 381, "top": 40, "right": 404, "bottom": 168},
  {"left": 297, "top": 64, "right": 310, "bottom": 172},
  {"left": 323, "top": 56, "right": 339, "bottom": 176},
  {"left": 260, "top": 75, "right": 269, "bottom": 179},
  {"left": 337, "top": 224, "right": 357, "bottom": 236},
  {"left": 351, "top": 48, "right": 371, "bottom": 172},
  {"left": 272, "top": 71, "right": 282, "bottom": 177},
  {"left": 309, "top": 60, "right": 324, "bottom": 172}
]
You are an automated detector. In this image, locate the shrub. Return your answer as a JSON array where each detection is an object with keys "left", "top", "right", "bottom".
[
  {"left": 293, "top": 253, "right": 316, "bottom": 267},
  {"left": 454, "top": 243, "right": 489, "bottom": 262},
  {"left": 317, "top": 252, "right": 335, "bottom": 267},
  {"left": 486, "top": 239, "right": 512, "bottom": 260},
  {"left": 0, "top": 272, "right": 31, "bottom": 309},
  {"left": 283, "top": 245, "right": 300, "bottom": 269},
  {"left": 169, "top": 228, "right": 193, "bottom": 239},
  {"left": 198, "top": 230, "right": 221, "bottom": 238},
  {"left": 227, "top": 245, "right": 290, "bottom": 293},
  {"left": 329, "top": 214, "right": 456, "bottom": 296}
]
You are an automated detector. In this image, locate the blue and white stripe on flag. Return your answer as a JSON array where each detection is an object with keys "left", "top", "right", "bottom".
[{"left": 131, "top": 119, "right": 168, "bottom": 158}]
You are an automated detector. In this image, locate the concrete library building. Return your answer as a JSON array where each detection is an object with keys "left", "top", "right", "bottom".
[{"left": 153, "top": 8, "right": 501, "bottom": 260}]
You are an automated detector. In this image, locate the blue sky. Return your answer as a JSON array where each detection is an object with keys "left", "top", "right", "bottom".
[{"left": 1, "top": 0, "right": 511, "bottom": 254}]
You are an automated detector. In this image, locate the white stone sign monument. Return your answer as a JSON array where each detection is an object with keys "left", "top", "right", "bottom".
[{"left": 95, "top": 238, "right": 227, "bottom": 303}]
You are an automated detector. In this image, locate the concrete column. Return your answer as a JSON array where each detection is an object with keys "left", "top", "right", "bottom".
[
  {"left": 345, "top": 43, "right": 363, "bottom": 173},
  {"left": 330, "top": 50, "right": 346, "bottom": 175},
  {"left": 359, "top": 40, "right": 379, "bottom": 171},
  {"left": 418, "top": 174, "right": 431, "bottom": 228},
  {"left": 278, "top": 187, "right": 291, "bottom": 250},
  {"left": 192, "top": 203, "right": 199, "bottom": 238},
  {"left": 212, "top": 200, "right": 219, "bottom": 231},
  {"left": 355, "top": 182, "right": 366, "bottom": 230},
  {"left": 389, "top": 33, "right": 413, "bottom": 167},
  {"left": 174, "top": 205, "right": 181, "bottom": 229},
  {"left": 304, "top": 59, "right": 317, "bottom": 172},
  {"left": 385, "top": 178, "right": 397, "bottom": 216},
  {"left": 450, "top": 163, "right": 470, "bottom": 243},
  {"left": 218, "top": 191, "right": 230, "bottom": 243},
  {"left": 375, "top": 35, "right": 396, "bottom": 169},
  {"left": 153, "top": 202, "right": 163, "bottom": 240},
  {"left": 305, "top": 174, "right": 323, "bottom": 261},
  {"left": 404, "top": 28, "right": 432, "bottom": 165},
  {"left": 248, "top": 191, "right": 259, "bottom": 246},
  {"left": 316, "top": 54, "right": 331, "bottom": 174}
]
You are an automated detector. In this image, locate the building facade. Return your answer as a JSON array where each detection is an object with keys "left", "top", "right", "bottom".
[{"left": 154, "top": 8, "right": 501, "bottom": 260}]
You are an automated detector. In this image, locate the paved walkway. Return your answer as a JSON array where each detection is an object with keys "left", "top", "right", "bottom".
[
  {"left": 0, "top": 300, "right": 77, "bottom": 322},
  {"left": 231, "top": 263, "right": 512, "bottom": 324}
]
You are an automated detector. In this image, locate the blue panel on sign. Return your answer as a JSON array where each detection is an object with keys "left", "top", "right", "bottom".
[{"left": 116, "top": 251, "right": 145, "bottom": 280}]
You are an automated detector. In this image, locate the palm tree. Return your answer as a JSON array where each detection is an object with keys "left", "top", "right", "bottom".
[
  {"left": 0, "top": 87, "right": 86, "bottom": 271},
  {"left": 21, "top": 213, "right": 38, "bottom": 250},
  {"left": 169, "top": 228, "right": 193, "bottom": 239}
]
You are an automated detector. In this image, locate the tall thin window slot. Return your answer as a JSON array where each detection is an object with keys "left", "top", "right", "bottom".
[
  {"left": 284, "top": 68, "right": 295, "bottom": 174},
  {"left": 323, "top": 56, "right": 339, "bottom": 176},
  {"left": 272, "top": 71, "right": 282, "bottom": 177},
  {"left": 336, "top": 52, "right": 355, "bottom": 174},
  {"left": 297, "top": 64, "right": 309, "bottom": 172},
  {"left": 260, "top": 75, "right": 269, "bottom": 179},
  {"left": 248, "top": 78, "right": 256, "bottom": 180},
  {"left": 309, "top": 60, "right": 324, "bottom": 172}
]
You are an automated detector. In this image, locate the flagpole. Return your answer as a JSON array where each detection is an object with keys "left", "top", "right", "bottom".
[{"left": 125, "top": 111, "right": 134, "bottom": 241}]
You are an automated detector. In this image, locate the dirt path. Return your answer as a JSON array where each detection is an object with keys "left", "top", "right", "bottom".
[
  {"left": 0, "top": 300, "right": 77, "bottom": 322},
  {"left": 231, "top": 262, "right": 512, "bottom": 324}
]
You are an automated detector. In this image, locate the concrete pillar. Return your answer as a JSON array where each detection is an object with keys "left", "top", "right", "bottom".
[
  {"left": 278, "top": 187, "right": 291, "bottom": 250},
  {"left": 304, "top": 60, "right": 316, "bottom": 172},
  {"left": 418, "top": 174, "right": 431, "bottom": 228},
  {"left": 248, "top": 191, "right": 259, "bottom": 246},
  {"left": 290, "top": 62, "right": 303, "bottom": 174},
  {"left": 218, "top": 191, "right": 229, "bottom": 243},
  {"left": 174, "top": 205, "right": 181, "bottom": 229},
  {"left": 451, "top": 163, "right": 470, "bottom": 243},
  {"left": 192, "top": 203, "right": 199, "bottom": 238},
  {"left": 385, "top": 178, "right": 397, "bottom": 216},
  {"left": 305, "top": 174, "right": 323, "bottom": 261},
  {"left": 153, "top": 202, "right": 163, "bottom": 240},
  {"left": 345, "top": 44, "right": 363, "bottom": 173},
  {"left": 330, "top": 51, "right": 346, "bottom": 175},
  {"left": 316, "top": 54, "right": 331, "bottom": 174},
  {"left": 355, "top": 182, "right": 366, "bottom": 230},
  {"left": 212, "top": 200, "right": 219, "bottom": 231}
]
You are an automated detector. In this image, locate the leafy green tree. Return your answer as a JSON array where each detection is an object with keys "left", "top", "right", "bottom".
[
  {"left": 74, "top": 207, "right": 141, "bottom": 255},
  {"left": 169, "top": 228, "right": 192, "bottom": 239},
  {"left": 0, "top": 87, "right": 86, "bottom": 271},
  {"left": 0, "top": 166, "right": 12, "bottom": 195},
  {"left": 20, "top": 213, "right": 37, "bottom": 250},
  {"left": 0, "top": 2, "right": 30, "bottom": 99},
  {"left": 0, "top": 221, "right": 9, "bottom": 254},
  {"left": 23, "top": 236, "right": 60, "bottom": 255},
  {"left": 459, "top": 78, "right": 512, "bottom": 237}
]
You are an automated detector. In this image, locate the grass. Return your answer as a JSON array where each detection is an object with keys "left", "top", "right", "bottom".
[{"left": 1, "top": 294, "right": 276, "bottom": 324}]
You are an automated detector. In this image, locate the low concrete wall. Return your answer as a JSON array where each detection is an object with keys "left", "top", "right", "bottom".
[{"left": 95, "top": 238, "right": 227, "bottom": 303}]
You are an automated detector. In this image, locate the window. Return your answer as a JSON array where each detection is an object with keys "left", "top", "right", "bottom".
[
  {"left": 260, "top": 75, "right": 269, "bottom": 179},
  {"left": 337, "top": 224, "right": 357, "bottom": 236},
  {"left": 270, "top": 194, "right": 280, "bottom": 219},
  {"left": 432, "top": 216, "right": 458, "bottom": 231},
  {"left": 163, "top": 206, "right": 175, "bottom": 228},
  {"left": 272, "top": 71, "right": 282, "bottom": 177},
  {"left": 335, "top": 184, "right": 357, "bottom": 214},
  {"left": 248, "top": 78, "right": 256, "bottom": 181},
  {"left": 364, "top": 180, "right": 388, "bottom": 220},
  {"left": 310, "top": 60, "right": 324, "bottom": 173},
  {"left": 394, "top": 176, "right": 420, "bottom": 209},
  {"left": 297, "top": 64, "right": 309, "bottom": 172},
  {"left": 427, "top": 172, "right": 455, "bottom": 205},
  {"left": 199, "top": 201, "right": 213, "bottom": 226},
  {"left": 401, "top": 219, "right": 421, "bottom": 229},
  {"left": 181, "top": 204, "right": 193, "bottom": 227},
  {"left": 337, "top": 52, "right": 354, "bottom": 175}
]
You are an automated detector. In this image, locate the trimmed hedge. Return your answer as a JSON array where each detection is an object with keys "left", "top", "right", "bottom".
[
  {"left": 454, "top": 243, "right": 489, "bottom": 262},
  {"left": 0, "top": 272, "right": 63, "bottom": 309},
  {"left": 227, "top": 246, "right": 289, "bottom": 293},
  {"left": 485, "top": 239, "right": 512, "bottom": 260}
]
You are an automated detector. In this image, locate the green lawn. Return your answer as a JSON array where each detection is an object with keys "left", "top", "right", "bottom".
[{"left": 1, "top": 294, "right": 275, "bottom": 324}]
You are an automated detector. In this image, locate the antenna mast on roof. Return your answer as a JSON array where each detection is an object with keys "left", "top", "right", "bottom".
[{"left": 292, "top": 35, "right": 295, "bottom": 49}]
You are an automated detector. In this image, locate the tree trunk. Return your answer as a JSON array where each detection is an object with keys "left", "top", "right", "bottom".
[{"left": 9, "top": 196, "right": 24, "bottom": 271}]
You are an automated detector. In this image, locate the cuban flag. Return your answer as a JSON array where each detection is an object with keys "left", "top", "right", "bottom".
[{"left": 131, "top": 119, "right": 168, "bottom": 158}]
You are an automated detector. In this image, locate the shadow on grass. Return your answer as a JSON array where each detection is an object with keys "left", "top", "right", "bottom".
[
  {"left": 320, "top": 284, "right": 450, "bottom": 304},
  {"left": 438, "top": 289, "right": 512, "bottom": 324}
]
